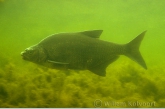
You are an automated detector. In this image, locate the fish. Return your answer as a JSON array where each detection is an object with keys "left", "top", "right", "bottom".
[{"left": 21, "top": 30, "right": 147, "bottom": 76}]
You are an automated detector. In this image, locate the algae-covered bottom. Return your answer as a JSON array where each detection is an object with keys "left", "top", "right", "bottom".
[{"left": 0, "top": 59, "right": 164, "bottom": 108}]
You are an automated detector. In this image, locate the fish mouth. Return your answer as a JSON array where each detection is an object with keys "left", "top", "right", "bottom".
[
  {"left": 22, "top": 56, "right": 26, "bottom": 60},
  {"left": 21, "top": 55, "right": 26, "bottom": 60},
  {"left": 21, "top": 52, "right": 28, "bottom": 60}
]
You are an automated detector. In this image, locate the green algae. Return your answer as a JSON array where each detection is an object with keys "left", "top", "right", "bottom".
[{"left": 0, "top": 60, "right": 164, "bottom": 107}]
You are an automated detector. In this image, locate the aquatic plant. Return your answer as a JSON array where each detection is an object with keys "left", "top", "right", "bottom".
[{"left": 0, "top": 59, "right": 165, "bottom": 107}]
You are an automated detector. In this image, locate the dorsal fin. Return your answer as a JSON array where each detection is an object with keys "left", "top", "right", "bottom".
[{"left": 80, "top": 30, "right": 103, "bottom": 38}]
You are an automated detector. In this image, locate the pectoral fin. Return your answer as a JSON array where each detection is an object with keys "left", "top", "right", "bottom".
[
  {"left": 47, "top": 60, "right": 69, "bottom": 64},
  {"left": 47, "top": 60, "right": 69, "bottom": 69}
]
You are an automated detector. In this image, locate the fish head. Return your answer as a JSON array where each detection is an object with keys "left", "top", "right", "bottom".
[{"left": 21, "top": 45, "right": 47, "bottom": 63}]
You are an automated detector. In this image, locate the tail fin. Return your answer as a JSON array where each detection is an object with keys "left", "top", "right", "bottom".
[{"left": 125, "top": 31, "right": 147, "bottom": 69}]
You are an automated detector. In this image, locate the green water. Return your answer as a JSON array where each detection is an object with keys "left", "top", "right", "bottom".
[{"left": 0, "top": 0, "right": 165, "bottom": 107}]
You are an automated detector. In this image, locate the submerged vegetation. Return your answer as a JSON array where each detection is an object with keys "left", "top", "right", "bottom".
[{"left": 0, "top": 58, "right": 165, "bottom": 107}]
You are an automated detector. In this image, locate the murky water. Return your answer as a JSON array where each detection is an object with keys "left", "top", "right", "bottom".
[{"left": 0, "top": 0, "right": 165, "bottom": 107}]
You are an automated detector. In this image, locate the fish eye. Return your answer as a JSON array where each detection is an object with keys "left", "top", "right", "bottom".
[{"left": 28, "top": 50, "right": 34, "bottom": 55}]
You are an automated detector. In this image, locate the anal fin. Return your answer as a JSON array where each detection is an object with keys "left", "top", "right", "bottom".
[{"left": 88, "top": 56, "right": 119, "bottom": 76}]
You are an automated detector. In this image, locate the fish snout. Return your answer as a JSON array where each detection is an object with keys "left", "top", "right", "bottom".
[
  {"left": 21, "top": 50, "right": 28, "bottom": 60},
  {"left": 21, "top": 48, "right": 29, "bottom": 56},
  {"left": 21, "top": 52, "right": 25, "bottom": 59},
  {"left": 21, "top": 51, "right": 25, "bottom": 56},
  {"left": 21, "top": 51, "right": 23, "bottom": 55}
]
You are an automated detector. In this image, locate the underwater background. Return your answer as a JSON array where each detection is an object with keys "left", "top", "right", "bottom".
[{"left": 0, "top": 0, "right": 165, "bottom": 107}]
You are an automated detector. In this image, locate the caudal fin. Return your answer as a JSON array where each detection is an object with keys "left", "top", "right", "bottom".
[{"left": 125, "top": 31, "right": 147, "bottom": 69}]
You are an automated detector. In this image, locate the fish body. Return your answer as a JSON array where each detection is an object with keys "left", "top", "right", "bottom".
[{"left": 21, "top": 30, "right": 147, "bottom": 76}]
